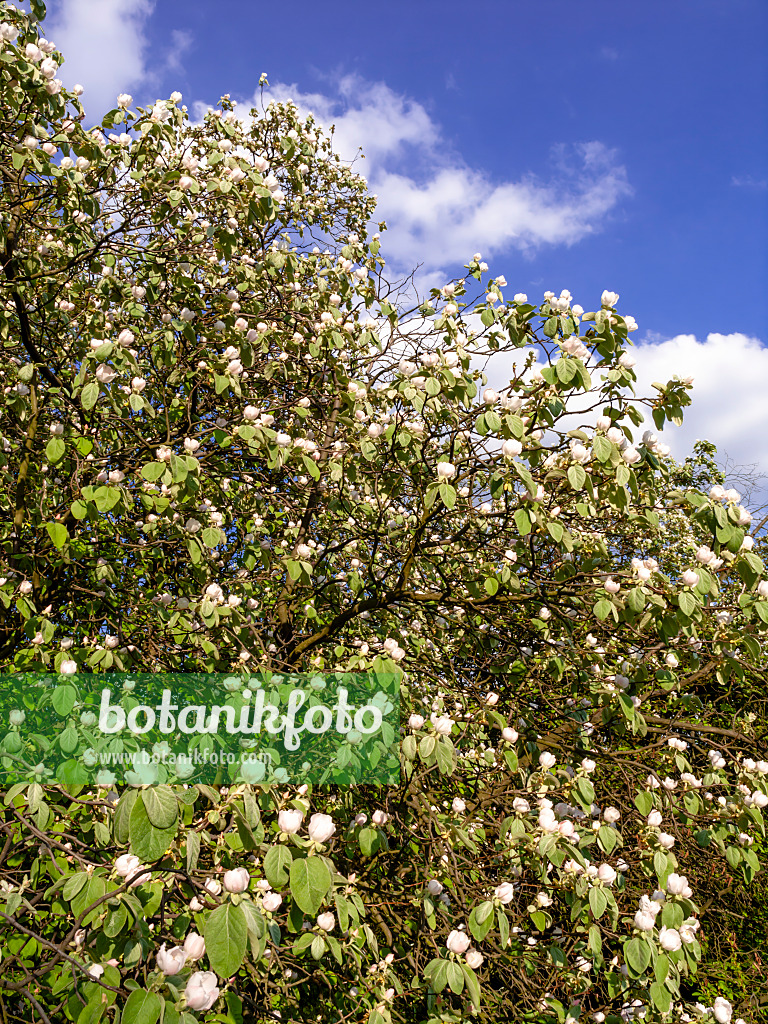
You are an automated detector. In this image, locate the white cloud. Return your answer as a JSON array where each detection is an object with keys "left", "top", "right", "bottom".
[
  {"left": 731, "top": 174, "right": 768, "bottom": 191},
  {"left": 46, "top": 0, "right": 154, "bottom": 117},
  {"left": 481, "top": 331, "right": 768, "bottom": 487},
  {"left": 631, "top": 332, "right": 768, "bottom": 472},
  {"left": 250, "top": 75, "right": 631, "bottom": 276},
  {"left": 166, "top": 28, "right": 193, "bottom": 74},
  {"left": 372, "top": 145, "right": 630, "bottom": 271}
]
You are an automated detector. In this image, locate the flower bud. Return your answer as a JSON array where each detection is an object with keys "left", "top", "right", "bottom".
[
  {"left": 465, "top": 948, "right": 484, "bottom": 969},
  {"left": 278, "top": 809, "right": 304, "bottom": 834},
  {"left": 156, "top": 944, "right": 186, "bottom": 976},
  {"left": 308, "top": 813, "right": 336, "bottom": 843},
  {"left": 183, "top": 932, "right": 205, "bottom": 960},
  {"left": 222, "top": 867, "right": 250, "bottom": 893},
  {"left": 502, "top": 438, "right": 522, "bottom": 458},
  {"left": 659, "top": 925, "right": 682, "bottom": 951},
  {"left": 262, "top": 891, "right": 282, "bottom": 912},
  {"left": 446, "top": 929, "right": 470, "bottom": 954},
  {"left": 495, "top": 882, "right": 515, "bottom": 904},
  {"left": 185, "top": 971, "right": 220, "bottom": 1012}
]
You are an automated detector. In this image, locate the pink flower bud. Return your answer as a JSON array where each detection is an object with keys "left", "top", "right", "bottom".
[
  {"left": 222, "top": 867, "right": 250, "bottom": 893},
  {"left": 183, "top": 932, "right": 206, "bottom": 960},
  {"left": 446, "top": 929, "right": 470, "bottom": 954},
  {"left": 308, "top": 813, "right": 336, "bottom": 843},
  {"left": 185, "top": 972, "right": 220, "bottom": 1012},
  {"left": 156, "top": 944, "right": 186, "bottom": 975},
  {"left": 278, "top": 809, "right": 304, "bottom": 834}
]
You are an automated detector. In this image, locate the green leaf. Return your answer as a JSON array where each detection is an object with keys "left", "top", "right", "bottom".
[
  {"left": 567, "top": 464, "right": 586, "bottom": 490},
  {"left": 72, "top": 875, "right": 105, "bottom": 923},
  {"left": 185, "top": 831, "right": 201, "bottom": 873},
  {"left": 650, "top": 981, "right": 672, "bottom": 1012},
  {"left": 129, "top": 793, "right": 176, "bottom": 862},
  {"left": 289, "top": 857, "right": 332, "bottom": 916},
  {"left": 627, "top": 587, "right": 646, "bottom": 613},
  {"left": 141, "top": 787, "right": 178, "bottom": 830},
  {"left": 63, "top": 872, "right": 88, "bottom": 901},
  {"left": 431, "top": 960, "right": 450, "bottom": 993},
  {"left": 205, "top": 902, "right": 248, "bottom": 978},
  {"left": 141, "top": 462, "right": 166, "bottom": 481},
  {"left": 634, "top": 791, "right": 653, "bottom": 816},
  {"left": 469, "top": 901, "right": 494, "bottom": 941},
  {"left": 59, "top": 726, "right": 78, "bottom": 752},
  {"left": 77, "top": 997, "right": 106, "bottom": 1024},
  {"left": 52, "top": 684, "right": 76, "bottom": 716},
  {"left": 263, "top": 845, "right": 292, "bottom": 889},
  {"left": 546, "top": 520, "right": 564, "bottom": 543},
  {"left": 103, "top": 902, "right": 128, "bottom": 938},
  {"left": 593, "top": 435, "right": 612, "bottom": 462},
  {"left": 588, "top": 886, "right": 607, "bottom": 918},
  {"left": 543, "top": 316, "right": 558, "bottom": 338},
  {"left": 556, "top": 357, "right": 577, "bottom": 383},
  {"left": 121, "top": 989, "right": 162, "bottom": 1024},
  {"left": 201, "top": 527, "right": 222, "bottom": 548},
  {"left": 598, "top": 825, "right": 617, "bottom": 854},
  {"left": 434, "top": 737, "right": 456, "bottom": 775},
  {"left": 654, "top": 953, "right": 670, "bottom": 984},
  {"left": 115, "top": 789, "right": 138, "bottom": 844},
  {"left": 81, "top": 381, "right": 100, "bottom": 410},
  {"left": 46, "top": 522, "right": 69, "bottom": 549},
  {"left": 497, "top": 906, "right": 509, "bottom": 947},
  {"left": 484, "top": 577, "right": 499, "bottom": 596},
  {"left": 461, "top": 964, "right": 482, "bottom": 1009},
  {"left": 593, "top": 598, "right": 613, "bottom": 621},
  {"left": 446, "top": 961, "right": 464, "bottom": 994},
  {"left": 625, "top": 936, "right": 651, "bottom": 975},
  {"left": 439, "top": 483, "right": 456, "bottom": 509},
  {"left": 661, "top": 901, "right": 683, "bottom": 929},
  {"left": 358, "top": 826, "right": 379, "bottom": 857},
  {"left": 46, "top": 437, "right": 66, "bottom": 464},
  {"left": 514, "top": 508, "right": 532, "bottom": 536}
]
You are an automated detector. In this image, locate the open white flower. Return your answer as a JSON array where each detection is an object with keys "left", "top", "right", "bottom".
[
  {"left": 157, "top": 944, "right": 186, "bottom": 976},
  {"left": 185, "top": 972, "right": 220, "bottom": 1012}
]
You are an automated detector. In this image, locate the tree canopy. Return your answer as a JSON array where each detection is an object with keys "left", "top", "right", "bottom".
[{"left": 0, "top": 2, "right": 767, "bottom": 1022}]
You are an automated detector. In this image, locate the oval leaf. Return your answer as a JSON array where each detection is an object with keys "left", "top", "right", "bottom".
[
  {"left": 289, "top": 856, "right": 332, "bottom": 916},
  {"left": 129, "top": 793, "right": 176, "bottom": 862},
  {"left": 122, "top": 989, "right": 162, "bottom": 1024},
  {"left": 205, "top": 902, "right": 247, "bottom": 978},
  {"left": 141, "top": 786, "right": 178, "bottom": 830}
]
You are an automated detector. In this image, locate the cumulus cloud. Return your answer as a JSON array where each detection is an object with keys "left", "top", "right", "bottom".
[
  {"left": 482, "top": 331, "right": 768, "bottom": 484},
  {"left": 246, "top": 75, "right": 631, "bottom": 275},
  {"left": 631, "top": 332, "right": 768, "bottom": 471},
  {"left": 46, "top": 0, "right": 154, "bottom": 117}
]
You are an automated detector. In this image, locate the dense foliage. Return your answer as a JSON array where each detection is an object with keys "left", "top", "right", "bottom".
[{"left": 0, "top": 2, "right": 767, "bottom": 1022}]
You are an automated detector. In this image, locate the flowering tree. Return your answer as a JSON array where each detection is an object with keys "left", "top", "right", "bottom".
[{"left": 1, "top": 2, "right": 767, "bottom": 1022}]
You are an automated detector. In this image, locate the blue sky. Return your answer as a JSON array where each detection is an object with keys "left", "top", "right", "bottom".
[{"left": 39, "top": 0, "right": 768, "bottom": 496}]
